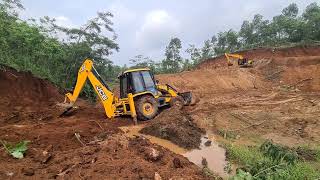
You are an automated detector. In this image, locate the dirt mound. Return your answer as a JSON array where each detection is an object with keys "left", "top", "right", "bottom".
[
  {"left": 0, "top": 65, "right": 62, "bottom": 107},
  {"left": 0, "top": 65, "right": 63, "bottom": 123},
  {"left": 140, "top": 107, "right": 205, "bottom": 150}
]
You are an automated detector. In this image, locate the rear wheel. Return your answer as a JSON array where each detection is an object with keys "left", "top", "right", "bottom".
[{"left": 135, "top": 95, "right": 159, "bottom": 121}]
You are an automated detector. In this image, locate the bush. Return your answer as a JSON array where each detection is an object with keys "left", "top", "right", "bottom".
[{"left": 225, "top": 141, "right": 320, "bottom": 179}]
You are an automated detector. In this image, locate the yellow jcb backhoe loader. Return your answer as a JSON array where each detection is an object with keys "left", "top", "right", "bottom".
[
  {"left": 58, "top": 59, "right": 194, "bottom": 124},
  {"left": 224, "top": 53, "right": 253, "bottom": 68}
]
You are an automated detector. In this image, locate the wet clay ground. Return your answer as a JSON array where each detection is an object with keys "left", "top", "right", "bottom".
[{"left": 121, "top": 125, "right": 229, "bottom": 178}]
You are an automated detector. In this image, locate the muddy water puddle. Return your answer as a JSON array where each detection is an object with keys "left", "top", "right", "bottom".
[{"left": 120, "top": 125, "right": 230, "bottom": 178}]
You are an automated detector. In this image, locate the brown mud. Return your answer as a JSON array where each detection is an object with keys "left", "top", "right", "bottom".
[
  {"left": 140, "top": 107, "right": 205, "bottom": 150},
  {"left": 122, "top": 125, "right": 229, "bottom": 178}
]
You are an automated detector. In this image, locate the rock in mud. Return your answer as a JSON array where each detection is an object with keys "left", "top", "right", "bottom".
[
  {"left": 21, "top": 168, "right": 34, "bottom": 176},
  {"left": 143, "top": 147, "right": 162, "bottom": 161},
  {"left": 204, "top": 140, "right": 212, "bottom": 147},
  {"left": 140, "top": 108, "right": 205, "bottom": 149},
  {"left": 154, "top": 172, "right": 162, "bottom": 180},
  {"left": 201, "top": 157, "right": 208, "bottom": 167},
  {"left": 173, "top": 158, "right": 183, "bottom": 168}
]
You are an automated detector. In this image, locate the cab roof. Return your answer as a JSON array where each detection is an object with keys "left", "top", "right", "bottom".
[
  {"left": 123, "top": 68, "right": 150, "bottom": 74},
  {"left": 118, "top": 68, "right": 151, "bottom": 78}
]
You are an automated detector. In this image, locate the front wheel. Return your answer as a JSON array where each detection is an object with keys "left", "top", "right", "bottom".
[{"left": 135, "top": 95, "right": 159, "bottom": 121}]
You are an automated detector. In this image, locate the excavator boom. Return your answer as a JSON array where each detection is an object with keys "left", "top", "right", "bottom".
[{"left": 62, "top": 59, "right": 116, "bottom": 118}]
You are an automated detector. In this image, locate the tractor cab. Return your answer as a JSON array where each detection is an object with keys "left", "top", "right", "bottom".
[{"left": 118, "top": 68, "right": 159, "bottom": 98}]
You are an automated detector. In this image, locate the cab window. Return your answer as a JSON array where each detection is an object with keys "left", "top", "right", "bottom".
[
  {"left": 141, "top": 71, "right": 155, "bottom": 89},
  {"left": 132, "top": 72, "right": 144, "bottom": 93},
  {"left": 120, "top": 75, "right": 128, "bottom": 98}
]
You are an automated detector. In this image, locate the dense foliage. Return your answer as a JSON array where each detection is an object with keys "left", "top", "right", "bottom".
[
  {"left": 0, "top": 0, "right": 122, "bottom": 99},
  {"left": 227, "top": 141, "right": 320, "bottom": 180}
]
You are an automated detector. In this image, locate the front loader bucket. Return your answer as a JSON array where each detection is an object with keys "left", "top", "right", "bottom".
[{"left": 178, "top": 92, "right": 198, "bottom": 106}]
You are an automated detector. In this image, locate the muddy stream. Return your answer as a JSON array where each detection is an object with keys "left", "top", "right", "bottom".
[{"left": 120, "top": 125, "right": 229, "bottom": 178}]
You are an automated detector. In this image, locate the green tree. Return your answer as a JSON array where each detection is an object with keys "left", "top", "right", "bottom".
[
  {"left": 214, "top": 29, "right": 240, "bottom": 55},
  {"left": 201, "top": 39, "right": 215, "bottom": 60},
  {"left": 186, "top": 44, "right": 201, "bottom": 65},
  {"left": 302, "top": 3, "right": 320, "bottom": 41},
  {"left": 129, "top": 54, "right": 158, "bottom": 72},
  {"left": 163, "top": 37, "right": 182, "bottom": 73},
  {"left": 282, "top": 3, "right": 299, "bottom": 18}
]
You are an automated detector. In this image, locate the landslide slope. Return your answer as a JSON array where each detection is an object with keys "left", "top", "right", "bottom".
[
  {"left": 157, "top": 46, "right": 320, "bottom": 146},
  {"left": 158, "top": 46, "right": 320, "bottom": 94}
]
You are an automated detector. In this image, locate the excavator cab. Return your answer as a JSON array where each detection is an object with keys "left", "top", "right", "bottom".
[{"left": 119, "top": 69, "right": 158, "bottom": 98}]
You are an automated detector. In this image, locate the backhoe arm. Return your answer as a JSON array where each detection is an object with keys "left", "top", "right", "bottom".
[{"left": 64, "top": 59, "right": 116, "bottom": 118}]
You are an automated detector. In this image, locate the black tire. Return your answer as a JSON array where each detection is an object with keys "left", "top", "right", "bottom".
[{"left": 135, "top": 95, "right": 159, "bottom": 121}]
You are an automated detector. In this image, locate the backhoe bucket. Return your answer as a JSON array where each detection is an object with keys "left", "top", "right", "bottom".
[
  {"left": 56, "top": 97, "right": 78, "bottom": 117},
  {"left": 178, "top": 92, "right": 198, "bottom": 106}
]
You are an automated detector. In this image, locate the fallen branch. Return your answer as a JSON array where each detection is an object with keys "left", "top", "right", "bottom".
[
  {"left": 229, "top": 120, "right": 267, "bottom": 132},
  {"left": 57, "top": 163, "right": 78, "bottom": 176},
  {"left": 253, "top": 162, "right": 286, "bottom": 178},
  {"left": 8, "top": 72, "right": 18, "bottom": 78},
  {"left": 267, "top": 70, "right": 284, "bottom": 79},
  {"left": 4, "top": 114, "right": 18, "bottom": 121},
  {"left": 89, "top": 120, "right": 103, "bottom": 130},
  {"left": 292, "top": 78, "right": 313, "bottom": 86},
  {"left": 74, "top": 133, "right": 86, "bottom": 147},
  {"left": 86, "top": 139, "right": 103, "bottom": 145},
  {"left": 229, "top": 113, "right": 251, "bottom": 125}
]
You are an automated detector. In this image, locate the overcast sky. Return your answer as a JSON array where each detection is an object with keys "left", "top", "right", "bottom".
[{"left": 21, "top": 0, "right": 316, "bottom": 65}]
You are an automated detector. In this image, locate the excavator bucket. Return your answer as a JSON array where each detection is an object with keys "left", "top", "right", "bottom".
[
  {"left": 178, "top": 92, "right": 198, "bottom": 106},
  {"left": 56, "top": 97, "right": 78, "bottom": 117}
]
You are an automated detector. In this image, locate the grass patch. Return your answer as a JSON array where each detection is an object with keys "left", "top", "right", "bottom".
[
  {"left": 225, "top": 141, "right": 320, "bottom": 179},
  {"left": 225, "top": 144, "right": 265, "bottom": 165},
  {"left": 217, "top": 129, "right": 238, "bottom": 140}
]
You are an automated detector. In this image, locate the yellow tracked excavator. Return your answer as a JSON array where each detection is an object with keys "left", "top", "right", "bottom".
[
  {"left": 58, "top": 59, "right": 195, "bottom": 124},
  {"left": 225, "top": 53, "right": 253, "bottom": 68}
]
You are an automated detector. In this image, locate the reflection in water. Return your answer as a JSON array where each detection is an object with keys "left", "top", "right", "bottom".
[
  {"left": 183, "top": 136, "right": 228, "bottom": 177},
  {"left": 120, "top": 125, "right": 229, "bottom": 178}
]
